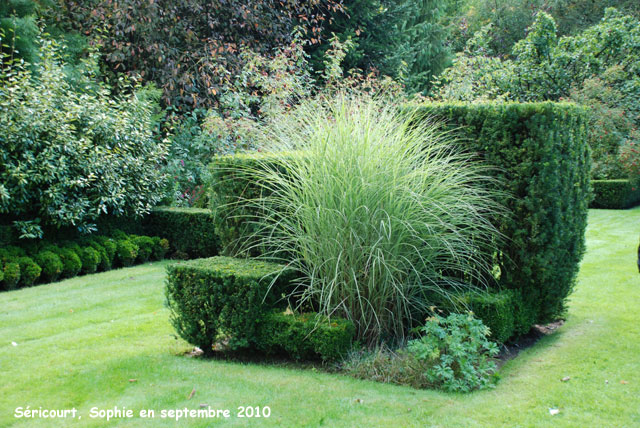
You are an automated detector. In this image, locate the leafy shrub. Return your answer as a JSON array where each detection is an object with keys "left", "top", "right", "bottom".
[
  {"left": 34, "top": 251, "right": 63, "bottom": 283},
  {"left": 95, "top": 236, "right": 117, "bottom": 267},
  {"left": 255, "top": 311, "right": 355, "bottom": 362},
  {"left": 56, "top": 247, "right": 82, "bottom": 278},
  {"left": 151, "top": 237, "right": 169, "bottom": 261},
  {"left": 0, "top": 246, "right": 26, "bottom": 259},
  {"left": 412, "top": 102, "right": 590, "bottom": 326},
  {"left": 116, "top": 240, "right": 139, "bottom": 267},
  {"left": 16, "top": 256, "right": 41, "bottom": 287},
  {"left": 88, "top": 241, "right": 110, "bottom": 271},
  {"left": 591, "top": 179, "right": 640, "bottom": 209},
  {"left": 144, "top": 207, "right": 219, "bottom": 258},
  {"left": 230, "top": 95, "right": 505, "bottom": 345},
  {"left": 408, "top": 313, "right": 499, "bottom": 392},
  {"left": 0, "top": 39, "right": 168, "bottom": 239},
  {"left": 131, "top": 236, "right": 154, "bottom": 263},
  {"left": 51, "top": 0, "right": 340, "bottom": 111},
  {"left": 79, "top": 247, "right": 100, "bottom": 274},
  {"left": 2, "top": 262, "right": 20, "bottom": 290},
  {"left": 434, "top": 9, "right": 640, "bottom": 185},
  {"left": 165, "top": 256, "right": 295, "bottom": 355}
]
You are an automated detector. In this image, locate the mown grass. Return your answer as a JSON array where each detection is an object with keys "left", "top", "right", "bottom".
[{"left": 1, "top": 208, "right": 639, "bottom": 427}]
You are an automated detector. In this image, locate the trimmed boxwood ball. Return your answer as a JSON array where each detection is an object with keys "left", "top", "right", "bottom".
[
  {"left": 16, "top": 257, "right": 41, "bottom": 287},
  {"left": 87, "top": 241, "right": 110, "bottom": 271},
  {"left": 79, "top": 246, "right": 100, "bottom": 274},
  {"left": 151, "top": 237, "right": 169, "bottom": 260},
  {"left": 116, "top": 240, "right": 139, "bottom": 267},
  {"left": 2, "top": 262, "right": 21, "bottom": 290},
  {"left": 131, "top": 236, "right": 154, "bottom": 263},
  {"left": 57, "top": 247, "right": 82, "bottom": 278},
  {"left": 0, "top": 246, "right": 26, "bottom": 263},
  {"left": 34, "top": 251, "right": 63, "bottom": 283},
  {"left": 95, "top": 236, "right": 117, "bottom": 267}
]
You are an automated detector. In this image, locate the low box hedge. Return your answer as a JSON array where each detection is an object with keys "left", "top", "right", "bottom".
[
  {"left": 590, "top": 179, "right": 640, "bottom": 209},
  {"left": 165, "top": 256, "right": 296, "bottom": 355},
  {"left": 256, "top": 310, "right": 355, "bottom": 362},
  {"left": 144, "top": 207, "right": 219, "bottom": 258}
]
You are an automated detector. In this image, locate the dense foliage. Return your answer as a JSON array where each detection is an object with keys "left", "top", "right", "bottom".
[
  {"left": 446, "top": 0, "right": 640, "bottom": 56},
  {"left": 590, "top": 179, "right": 640, "bottom": 209},
  {"left": 256, "top": 310, "right": 356, "bottom": 362},
  {"left": 306, "top": 0, "right": 453, "bottom": 93},
  {"left": 49, "top": 0, "right": 343, "bottom": 111},
  {"left": 412, "top": 102, "right": 590, "bottom": 325},
  {"left": 408, "top": 313, "right": 498, "bottom": 392},
  {"left": 434, "top": 9, "right": 640, "bottom": 183},
  {"left": 0, "top": 40, "right": 168, "bottom": 239}
]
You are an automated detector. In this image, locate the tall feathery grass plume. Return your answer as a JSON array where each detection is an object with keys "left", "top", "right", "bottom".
[{"left": 229, "top": 94, "right": 507, "bottom": 345}]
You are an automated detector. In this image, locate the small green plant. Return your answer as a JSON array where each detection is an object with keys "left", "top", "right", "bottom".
[
  {"left": 95, "top": 236, "right": 117, "bottom": 267},
  {"left": 2, "top": 262, "right": 21, "bottom": 290},
  {"left": 131, "top": 236, "right": 154, "bottom": 263},
  {"left": 56, "top": 247, "right": 82, "bottom": 278},
  {"left": 34, "top": 251, "right": 63, "bottom": 283},
  {"left": 16, "top": 257, "right": 41, "bottom": 287},
  {"left": 79, "top": 247, "right": 100, "bottom": 274},
  {"left": 408, "top": 313, "right": 499, "bottom": 392},
  {"left": 151, "top": 237, "right": 170, "bottom": 261},
  {"left": 88, "top": 241, "right": 111, "bottom": 271},
  {"left": 116, "top": 240, "right": 139, "bottom": 267}
]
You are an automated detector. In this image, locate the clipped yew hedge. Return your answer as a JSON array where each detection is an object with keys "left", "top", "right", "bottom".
[{"left": 412, "top": 102, "right": 591, "bottom": 329}]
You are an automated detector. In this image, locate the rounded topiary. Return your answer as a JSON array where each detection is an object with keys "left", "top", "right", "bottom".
[
  {"left": 89, "top": 241, "right": 111, "bottom": 271},
  {"left": 95, "top": 236, "right": 117, "bottom": 266},
  {"left": 79, "top": 246, "right": 100, "bottom": 274},
  {"left": 34, "top": 251, "right": 63, "bottom": 283},
  {"left": 112, "top": 229, "right": 129, "bottom": 241},
  {"left": 116, "top": 240, "right": 139, "bottom": 267},
  {"left": 0, "top": 246, "right": 25, "bottom": 264},
  {"left": 132, "top": 236, "right": 154, "bottom": 263},
  {"left": 17, "top": 257, "right": 42, "bottom": 287},
  {"left": 58, "top": 247, "right": 82, "bottom": 278},
  {"left": 151, "top": 237, "right": 170, "bottom": 260},
  {"left": 3, "top": 262, "right": 21, "bottom": 290}
]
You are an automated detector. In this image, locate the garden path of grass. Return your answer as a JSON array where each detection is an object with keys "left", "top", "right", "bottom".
[{"left": 1, "top": 208, "right": 639, "bottom": 427}]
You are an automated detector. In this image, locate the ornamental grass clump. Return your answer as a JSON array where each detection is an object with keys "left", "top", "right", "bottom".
[{"left": 240, "top": 94, "right": 504, "bottom": 345}]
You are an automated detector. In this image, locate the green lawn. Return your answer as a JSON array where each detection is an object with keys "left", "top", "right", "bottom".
[{"left": 1, "top": 208, "right": 639, "bottom": 427}]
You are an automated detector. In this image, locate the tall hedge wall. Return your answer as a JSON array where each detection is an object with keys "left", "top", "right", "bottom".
[{"left": 411, "top": 102, "right": 591, "bottom": 325}]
